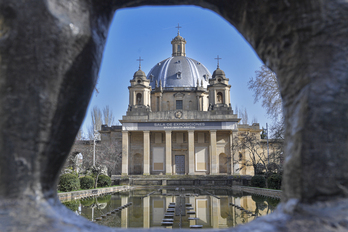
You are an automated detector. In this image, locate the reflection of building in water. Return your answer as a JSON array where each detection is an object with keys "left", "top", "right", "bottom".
[
  {"left": 76, "top": 191, "right": 278, "bottom": 229},
  {"left": 117, "top": 194, "right": 261, "bottom": 229}
]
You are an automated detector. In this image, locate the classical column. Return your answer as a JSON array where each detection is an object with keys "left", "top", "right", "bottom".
[
  {"left": 230, "top": 130, "right": 239, "bottom": 175},
  {"left": 143, "top": 196, "right": 150, "bottom": 228},
  {"left": 210, "top": 130, "right": 218, "bottom": 174},
  {"left": 211, "top": 197, "right": 219, "bottom": 228},
  {"left": 122, "top": 131, "right": 129, "bottom": 175},
  {"left": 188, "top": 130, "right": 195, "bottom": 175},
  {"left": 229, "top": 131, "right": 233, "bottom": 175},
  {"left": 143, "top": 131, "right": 150, "bottom": 175},
  {"left": 165, "top": 131, "right": 172, "bottom": 175},
  {"left": 121, "top": 197, "right": 128, "bottom": 228}
]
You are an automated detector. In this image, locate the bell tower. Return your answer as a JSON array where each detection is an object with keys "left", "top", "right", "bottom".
[
  {"left": 127, "top": 57, "right": 151, "bottom": 113},
  {"left": 171, "top": 24, "right": 186, "bottom": 57},
  {"left": 208, "top": 56, "right": 232, "bottom": 111}
]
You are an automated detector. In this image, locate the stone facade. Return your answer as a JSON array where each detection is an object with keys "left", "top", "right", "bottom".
[{"left": 96, "top": 32, "right": 281, "bottom": 177}]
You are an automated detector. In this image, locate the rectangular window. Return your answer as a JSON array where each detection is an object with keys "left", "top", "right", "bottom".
[
  {"left": 152, "top": 147, "right": 164, "bottom": 171},
  {"left": 176, "top": 100, "right": 183, "bottom": 109},
  {"left": 195, "top": 147, "right": 207, "bottom": 171}
]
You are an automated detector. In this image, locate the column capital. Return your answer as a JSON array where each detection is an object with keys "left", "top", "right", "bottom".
[
  {"left": 210, "top": 130, "right": 217, "bottom": 133},
  {"left": 188, "top": 130, "right": 195, "bottom": 133},
  {"left": 143, "top": 130, "right": 150, "bottom": 134},
  {"left": 165, "top": 130, "right": 172, "bottom": 134}
]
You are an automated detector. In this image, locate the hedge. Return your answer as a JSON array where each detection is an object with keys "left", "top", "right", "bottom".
[
  {"left": 97, "top": 174, "right": 111, "bottom": 188},
  {"left": 267, "top": 174, "right": 282, "bottom": 190},
  {"left": 58, "top": 173, "right": 80, "bottom": 192},
  {"left": 251, "top": 175, "right": 266, "bottom": 188},
  {"left": 80, "top": 176, "right": 94, "bottom": 190}
]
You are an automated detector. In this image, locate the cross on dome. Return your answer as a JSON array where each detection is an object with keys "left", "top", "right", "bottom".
[
  {"left": 215, "top": 55, "right": 222, "bottom": 68},
  {"left": 176, "top": 23, "right": 182, "bottom": 35},
  {"left": 136, "top": 56, "right": 144, "bottom": 70}
]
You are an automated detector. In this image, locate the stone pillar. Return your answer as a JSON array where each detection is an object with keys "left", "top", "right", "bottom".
[
  {"left": 210, "top": 130, "right": 218, "bottom": 174},
  {"left": 143, "top": 196, "right": 150, "bottom": 228},
  {"left": 165, "top": 131, "right": 172, "bottom": 175},
  {"left": 188, "top": 130, "right": 195, "bottom": 175},
  {"left": 121, "top": 197, "right": 128, "bottom": 228},
  {"left": 229, "top": 131, "right": 234, "bottom": 175},
  {"left": 122, "top": 131, "right": 129, "bottom": 175},
  {"left": 143, "top": 131, "right": 150, "bottom": 175},
  {"left": 211, "top": 197, "right": 219, "bottom": 228}
]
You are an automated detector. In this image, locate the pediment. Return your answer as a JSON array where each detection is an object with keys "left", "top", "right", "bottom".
[{"left": 173, "top": 92, "right": 185, "bottom": 98}]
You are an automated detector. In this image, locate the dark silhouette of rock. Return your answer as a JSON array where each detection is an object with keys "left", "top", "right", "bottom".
[{"left": 0, "top": 0, "right": 347, "bottom": 231}]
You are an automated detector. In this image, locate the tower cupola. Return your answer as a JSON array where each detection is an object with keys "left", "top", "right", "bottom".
[{"left": 171, "top": 24, "right": 186, "bottom": 57}]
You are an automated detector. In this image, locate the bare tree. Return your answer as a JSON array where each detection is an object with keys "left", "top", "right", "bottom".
[
  {"left": 102, "top": 105, "right": 115, "bottom": 126},
  {"left": 248, "top": 65, "right": 282, "bottom": 121},
  {"left": 248, "top": 65, "right": 285, "bottom": 141},
  {"left": 88, "top": 106, "right": 102, "bottom": 140},
  {"left": 232, "top": 131, "right": 267, "bottom": 175},
  {"left": 238, "top": 107, "right": 249, "bottom": 124},
  {"left": 252, "top": 116, "right": 258, "bottom": 124},
  {"left": 99, "top": 141, "right": 122, "bottom": 176},
  {"left": 76, "top": 128, "right": 83, "bottom": 141}
]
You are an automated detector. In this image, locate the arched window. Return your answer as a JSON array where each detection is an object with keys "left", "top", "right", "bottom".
[
  {"left": 217, "top": 92, "right": 223, "bottom": 103},
  {"left": 136, "top": 93, "right": 142, "bottom": 105}
]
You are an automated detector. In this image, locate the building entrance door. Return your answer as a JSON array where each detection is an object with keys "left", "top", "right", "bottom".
[{"left": 175, "top": 155, "right": 185, "bottom": 174}]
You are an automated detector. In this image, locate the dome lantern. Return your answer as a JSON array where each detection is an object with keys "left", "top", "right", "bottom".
[{"left": 171, "top": 24, "right": 186, "bottom": 57}]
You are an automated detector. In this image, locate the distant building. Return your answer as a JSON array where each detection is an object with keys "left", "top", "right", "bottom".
[{"left": 70, "top": 30, "right": 282, "bottom": 176}]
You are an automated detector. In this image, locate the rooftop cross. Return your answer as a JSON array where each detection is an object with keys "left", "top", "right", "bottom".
[
  {"left": 215, "top": 55, "right": 222, "bottom": 68},
  {"left": 176, "top": 23, "right": 182, "bottom": 35},
  {"left": 136, "top": 56, "right": 144, "bottom": 70}
]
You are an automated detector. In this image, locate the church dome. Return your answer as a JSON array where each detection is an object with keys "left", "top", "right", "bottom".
[
  {"left": 133, "top": 69, "right": 146, "bottom": 78},
  {"left": 212, "top": 68, "right": 225, "bottom": 77},
  {"left": 147, "top": 56, "right": 211, "bottom": 89}
]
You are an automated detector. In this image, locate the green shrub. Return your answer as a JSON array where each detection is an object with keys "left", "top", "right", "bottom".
[
  {"left": 80, "top": 176, "right": 94, "bottom": 190},
  {"left": 97, "top": 175, "right": 111, "bottom": 187},
  {"left": 96, "top": 194, "right": 111, "bottom": 203},
  {"left": 251, "top": 175, "right": 266, "bottom": 188},
  {"left": 58, "top": 173, "right": 80, "bottom": 192},
  {"left": 80, "top": 198, "right": 95, "bottom": 207},
  {"left": 267, "top": 174, "right": 282, "bottom": 190},
  {"left": 266, "top": 197, "right": 280, "bottom": 210},
  {"left": 62, "top": 200, "right": 79, "bottom": 211}
]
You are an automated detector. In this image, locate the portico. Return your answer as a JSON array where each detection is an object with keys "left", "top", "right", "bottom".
[{"left": 120, "top": 121, "right": 238, "bottom": 175}]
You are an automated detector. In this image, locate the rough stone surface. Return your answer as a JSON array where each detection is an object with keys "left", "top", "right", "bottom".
[{"left": 0, "top": 0, "right": 347, "bottom": 231}]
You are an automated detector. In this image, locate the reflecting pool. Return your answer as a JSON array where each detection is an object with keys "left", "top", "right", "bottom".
[{"left": 62, "top": 188, "right": 279, "bottom": 229}]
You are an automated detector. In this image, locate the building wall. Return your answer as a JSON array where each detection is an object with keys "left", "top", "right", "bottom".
[{"left": 150, "top": 91, "right": 209, "bottom": 112}]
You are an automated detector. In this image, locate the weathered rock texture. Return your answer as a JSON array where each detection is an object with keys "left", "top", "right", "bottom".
[{"left": 0, "top": 0, "right": 347, "bottom": 231}]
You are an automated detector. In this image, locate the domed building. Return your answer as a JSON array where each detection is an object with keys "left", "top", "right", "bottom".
[{"left": 100, "top": 30, "right": 263, "bottom": 176}]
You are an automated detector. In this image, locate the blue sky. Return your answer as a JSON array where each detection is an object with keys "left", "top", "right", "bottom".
[{"left": 81, "top": 5, "right": 269, "bottom": 135}]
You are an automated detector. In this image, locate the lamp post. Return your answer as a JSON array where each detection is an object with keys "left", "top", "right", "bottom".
[
  {"left": 266, "top": 123, "right": 269, "bottom": 165},
  {"left": 93, "top": 130, "right": 98, "bottom": 167}
]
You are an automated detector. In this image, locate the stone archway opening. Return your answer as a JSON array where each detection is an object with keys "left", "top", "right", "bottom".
[{"left": 1, "top": 1, "right": 348, "bottom": 232}]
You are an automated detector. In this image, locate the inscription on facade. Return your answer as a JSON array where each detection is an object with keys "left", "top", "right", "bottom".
[{"left": 123, "top": 121, "right": 237, "bottom": 131}]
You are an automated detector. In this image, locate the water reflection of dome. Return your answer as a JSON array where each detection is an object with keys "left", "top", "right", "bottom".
[{"left": 97, "top": 203, "right": 107, "bottom": 209}]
